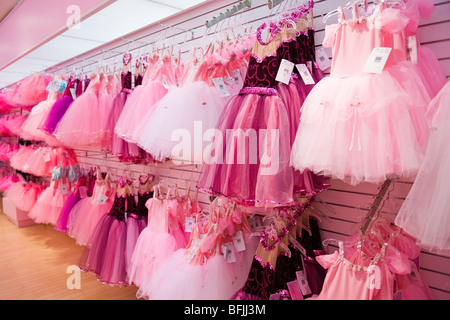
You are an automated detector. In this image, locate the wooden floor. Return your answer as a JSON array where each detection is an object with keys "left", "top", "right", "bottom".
[{"left": 0, "top": 212, "right": 139, "bottom": 300}]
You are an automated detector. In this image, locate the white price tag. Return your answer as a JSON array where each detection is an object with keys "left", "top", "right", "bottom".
[
  {"left": 276, "top": 59, "right": 295, "bottom": 85},
  {"left": 221, "top": 242, "right": 236, "bottom": 263},
  {"left": 69, "top": 88, "right": 77, "bottom": 100},
  {"left": 287, "top": 280, "right": 304, "bottom": 300},
  {"left": 212, "top": 78, "right": 231, "bottom": 97},
  {"left": 363, "top": 47, "right": 392, "bottom": 74},
  {"left": 79, "top": 186, "right": 88, "bottom": 199},
  {"left": 296, "top": 64, "right": 316, "bottom": 85},
  {"left": 316, "top": 47, "right": 332, "bottom": 71},
  {"left": 184, "top": 217, "right": 195, "bottom": 233},
  {"left": 97, "top": 194, "right": 109, "bottom": 204},
  {"left": 162, "top": 74, "right": 169, "bottom": 89},
  {"left": 407, "top": 36, "right": 418, "bottom": 64},
  {"left": 59, "top": 184, "right": 69, "bottom": 195},
  {"left": 231, "top": 69, "right": 243, "bottom": 87},
  {"left": 232, "top": 231, "right": 246, "bottom": 252},
  {"left": 44, "top": 152, "right": 51, "bottom": 162},
  {"left": 296, "top": 270, "right": 312, "bottom": 296}
]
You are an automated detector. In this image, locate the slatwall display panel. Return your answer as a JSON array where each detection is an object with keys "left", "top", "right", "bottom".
[{"left": 43, "top": 0, "right": 450, "bottom": 300}]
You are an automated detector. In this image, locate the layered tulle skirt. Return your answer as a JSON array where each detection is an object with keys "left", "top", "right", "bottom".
[{"left": 291, "top": 71, "right": 426, "bottom": 185}]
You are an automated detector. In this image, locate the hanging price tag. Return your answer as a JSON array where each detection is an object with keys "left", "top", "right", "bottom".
[
  {"left": 232, "top": 231, "right": 246, "bottom": 252},
  {"left": 162, "top": 74, "right": 169, "bottom": 89},
  {"left": 363, "top": 47, "right": 392, "bottom": 74},
  {"left": 407, "top": 35, "right": 418, "bottom": 64},
  {"left": 276, "top": 59, "right": 295, "bottom": 85},
  {"left": 221, "top": 242, "right": 236, "bottom": 263},
  {"left": 287, "top": 280, "right": 304, "bottom": 300},
  {"left": 97, "top": 194, "right": 109, "bottom": 204},
  {"left": 212, "top": 77, "right": 231, "bottom": 97},
  {"left": 296, "top": 64, "right": 316, "bottom": 85},
  {"left": 185, "top": 217, "right": 195, "bottom": 233},
  {"left": 231, "top": 69, "right": 243, "bottom": 88},
  {"left": 296, "top": 270, "right": 312, "bottom": 296},
  {"left": 315, "top": 47, "right": 332, "bottom": 71},
  {"left": 59, "top": 184, "right": 69, "bottom": 195},
  {"left": 79, "top": 186, "right": 88, "bottom": 199},
  {"left": 69, "top": 88, "right": 77, "bottom": 100}
]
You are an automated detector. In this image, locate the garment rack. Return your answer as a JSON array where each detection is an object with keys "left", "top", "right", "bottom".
[
  {"left": 205, "top": 0, "right": 252, "bottom": 28},
  {"left": 359, "top": 179, "right": 392, "bottom": 236}
]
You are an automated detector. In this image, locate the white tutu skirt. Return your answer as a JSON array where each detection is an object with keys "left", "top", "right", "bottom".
[
  {"left": 136, "top": 81, "right": 228, "bottom": 163},
  {"left": 395, "top": 81, "right": 450, "bottom": 256}
]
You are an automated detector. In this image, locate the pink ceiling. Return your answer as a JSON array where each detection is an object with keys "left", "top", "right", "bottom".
[{"left": 0, "top": 0, "right": 115, "bottom": 70}]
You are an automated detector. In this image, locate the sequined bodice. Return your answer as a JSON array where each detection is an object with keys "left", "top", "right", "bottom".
[
  {"left": 242, "top": 30, "right": 317, "bottom": 91},
  {"left": 109, "top": 193, "right": 127, "bottom": 221},
  {"left": 122, "top": 71, "right": 132, "bottom": 90}
]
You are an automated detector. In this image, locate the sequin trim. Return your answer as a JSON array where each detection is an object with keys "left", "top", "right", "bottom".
[{"left": 239, "top": 87, "right": 278, "bottom": 95}]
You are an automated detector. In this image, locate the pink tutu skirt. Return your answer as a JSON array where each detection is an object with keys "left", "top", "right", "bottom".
[
  {"left": 125, "top": 215, "right": 147, "bottom": 274},
  {"left": 127, "top": 230, "right": 178, "bottom": 287},
  {"left": 4, "top": 182, "right": 44, "bottom": 212},
  {"left": 28, "top": 183, "right": 67, "bottom": 225},
  {"left": 79, "top": 214, "right": 128, "bottom": 285},
  {"left": 67, "top": 198, "right": 113, "bottom": 246},
  {"left": 115, "top": 80, "right": 168, "bottom": 143},
  {"left": 11, "top": 74, "right": 52, "bottom": 107},
  {"left": 291, "top": 71, "right": 424, "bottom": 185}
]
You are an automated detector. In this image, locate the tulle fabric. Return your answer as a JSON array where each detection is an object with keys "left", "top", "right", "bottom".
[
  {"left": 291, "top": 71, "right": 424, "bottom": 186},
  {"left": 395, "top": 81, "right": 450, "bottom": 256},
  {"left": 4, "top": 182, "right": 44, "bottom": 212},
  {"left": 198, "top": 93, "right": 299, "bottom": 206},
  {"left": 39, "top": 95, "right": 74, "bottom": 134},
  {"left": 127, "top": 197, "right": 177, "bottom": 287},
  {"left": 11, "top": 74, "right": 53, "bottom": 107},
  {"left": 135, "top": 81, "right": 228, "bottom": 163},
  {"left": 102, "top": 91, "right": 146, "bottom": 162},
  {"left": 28, "top": 181, "right": 69, "bottom": 225},
  {"left": 54, "top": 190, "right": 81, "bottom": 233},
  {"left": 125, "top": 215, "right": 147, "bottom": 274},
  {"left": 114, "top": 81, "right": 168, "bottom": 143},
  {"left": 54, "top": 76, "right": 113, "bottom": 148}
]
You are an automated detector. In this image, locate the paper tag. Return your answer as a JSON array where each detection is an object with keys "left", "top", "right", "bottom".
[
  {"left": 296, "top": 270, "right": 312, "bottom": 296},
  {"left": 306, "top": 61, "right": 313, "bottom": 73},
  {"left": 44, "top": 152, "right": 51, "bottom": 162},
  {"left": 162, "top": 74, "right": 169, "bottom": 89},
  {"left": 316, "top": 47, "right": 332, "bottom": 71},
  {"left": 407, "top": 35, "right": 418, "bottom": 64},
  {"left": 409, "top": 261, "right": 420, "bottom": 282},
  {"left": 97, "top": 194, "right": 109, "bottom": 204},
  {"left": 232, "top": 231, "right": 246, "bottom": 252},
  {"left": 296, "top": 64, "right": 315, "bottom": 85},
  {"left": 231, "top": 69, "right": 243, "bottom": 87},
  {"left": 276, "top": 59, "right": 295, "bottom": 85},
  {"left": 287, "top": 280, "right": 304, "bottom": 300},
  {"left": 394, "top": 290, "right": 403, "bottom": 300},
  {"left": 184, "top": 217, "right": 195, "bottom": 233},
  {"left": 363, "top": 47, "right": 392, "bottom": 74},
  {"left": 269, "top": 293, "right": 281, "bottom": 300},
  {"left": 79, "top": 186, "right": 88, "bottom": 199},
  {"left": 69, "top": 88, "right": 77, "bottom": 100},
  {"left": 221, "top": 242, "right": 236, "bottom": 263},
  {"left": 59, "top": 184, "right": 69, "bottom": 195},
  {"left": 212, "top": 78, "right": 231, "bottom": 97}
]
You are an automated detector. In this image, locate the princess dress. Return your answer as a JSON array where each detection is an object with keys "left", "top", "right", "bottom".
[
  {"left": 54, "top": 74, "right": 109, "bottom": 148},
  {"left": 124, "top": 176, "right": 153, "bottom": 276},
  {"left": 67, "top": 171, "right": 115, "bottom": 246},
  {"left": 137, "top": 198, "right": 257, "bottom": 300},
  {"left": 291, "top": 2, "right": 428, "bottom": 186},
  {"left": 11, "top": 73, "right": 53, "bottom": 107},
  {"left": 38, "top": 77, "right": 82, "bottom": 135},
  {"left": 28, "top": 166, "right": 71, "bottom": 225},
  {"left": 235, "top": 208, "right": 326, "bottom": 300},
  {"left": 78, "top": 176, "right": 130, "bottom": 286},
  {"left": 127, "top": 186, "right": 178, "bottom": 288},
  {"left": 395, "top": 81, "right": 450, "bottom": 257},
  {"left": 102, "top": 69, "right": 147, "bottom": 162},
  {"left": 54, "top": 172, "right": 86, "bottom": 233},
  {"left": 114, "top": 55, "right": 170, "bottom": 144},
  {"left": 19, "top": 78, "right": 66, "bottom": 146},
  {"left": 197, "top": 2, "right": 326, "bottom": 207}
]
